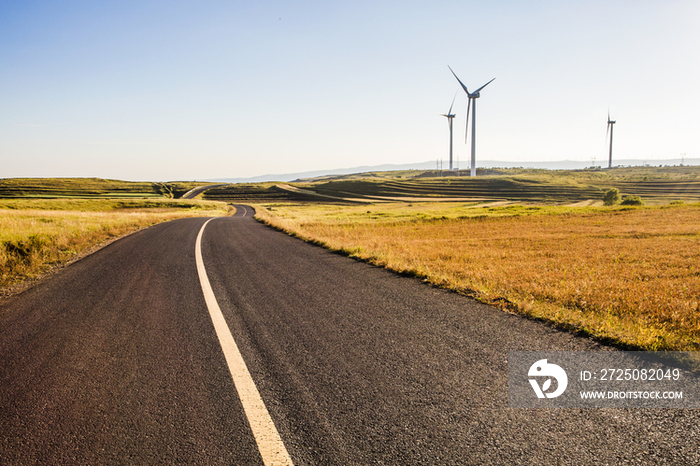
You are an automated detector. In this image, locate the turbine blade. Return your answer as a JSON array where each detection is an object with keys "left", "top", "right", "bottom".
[
  {"left": 606, "top": 121, "right": 610, "bottom": 143},
  {"left": 448, "top": 93, "right": 456, "bottom": 115},
  {"left": 474, "top": 77, "right": 496, "bottom": 94},
  {"left": 448, "top": 66, "right": 470, "bottom": 95},
  {"left": 465, "top": 98, "right": 471, "bottom": 143}
]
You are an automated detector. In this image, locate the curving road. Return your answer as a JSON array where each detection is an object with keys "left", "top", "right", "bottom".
[
  {"left": 181, "top": 184, "right": 227, "bottom": 199},
  {"left": 1, "top": 206, "right": 698, "bottom": 464}
]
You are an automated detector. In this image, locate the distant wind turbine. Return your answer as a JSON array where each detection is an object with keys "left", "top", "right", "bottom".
[
  {"left": 449, "top": 66, "right": 495, "bottom": 177},
  {"left": 439, "top": 94, "right": 457, "bottom": 171},
  {"left": 606, "top": 111, "right": 616, "bottom": 168}
]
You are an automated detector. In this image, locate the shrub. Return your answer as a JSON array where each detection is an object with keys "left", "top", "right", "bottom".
[
  {"left": 621, "top": 195, "right": 644, "bottom": 206},
  {"left": 603, "top": 188, "right": 620, "bottom": 206}
]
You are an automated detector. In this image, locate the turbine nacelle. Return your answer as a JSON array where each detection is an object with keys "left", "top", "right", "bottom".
[
  {"left": 607, "top": 110, "right": 616, "bottom": 125},
  {"left": 470, "top": 77, "right": 496, "bottom": 98},
  {"left": 448, "top": 66, "right": 495, "bottom": 99}
]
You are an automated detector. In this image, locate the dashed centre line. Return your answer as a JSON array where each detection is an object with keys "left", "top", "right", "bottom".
[{"left": 195, "top": 218, "right": 293, "bottom": 466}]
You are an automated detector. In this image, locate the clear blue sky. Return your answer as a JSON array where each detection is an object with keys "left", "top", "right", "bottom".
[{"left": 2, "top": 1, "right": 698, "bottom": 180}]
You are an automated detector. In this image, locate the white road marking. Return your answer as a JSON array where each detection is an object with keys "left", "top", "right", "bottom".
[
  {"left": 195, "top": 218, "right": 293, "bottom": 466},
  {"left": 239, "top": 206, "right": 248, "bottom": 217}
]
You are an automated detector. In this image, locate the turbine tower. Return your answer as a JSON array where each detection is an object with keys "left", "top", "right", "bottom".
[
  {"left": 606, "top": 111, "right": 616, "bottom": 168},
  {"left": 449, "top": 66, "right": 495, "bottom": 177},
  {"left": 440, "top": 95, "right": 457, "bottom": 171}
]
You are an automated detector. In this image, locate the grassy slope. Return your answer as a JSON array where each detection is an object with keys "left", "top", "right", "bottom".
[
  {"left": 197, "top": 166, "right": 700, "bottom": 204},
  {"left": 202, "top": 183, "right": 332, "bottom": 202},
  {"left": 0, "top": 178, "right": 211, "bottom": 199},
  {"left": 304, "top": 167, "right": 700, "bottom": 204},
  {"left": 0, "top": 198, "right": 230, "bottom": 293}
]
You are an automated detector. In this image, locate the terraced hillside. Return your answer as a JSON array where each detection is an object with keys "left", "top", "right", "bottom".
[
  {"left": 607, "top": 180, "right": 700, "bottom": 201},
  {"left": 202, "top": 183, "right": 326, "bottom": 202},
  {"left": 303, "top": 167, "right": 700, "bottom": 204},
  {"left": 0, "top": 178, "right": 206, "bottom": 199},
  {"left": 311, "top": 178, "right": 604, "bottom": 203}
]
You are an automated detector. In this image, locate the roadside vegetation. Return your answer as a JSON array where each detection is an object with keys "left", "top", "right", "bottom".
[
  {"left": 0, "top": 198, "right": 230, "bottom": 294},
  {"left": 255, "top": 201, "right": 700, "bottom": 352}
]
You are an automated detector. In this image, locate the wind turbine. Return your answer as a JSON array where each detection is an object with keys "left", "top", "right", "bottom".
[
  {"left": 606, "top": 111, "right": 616, "bottom": 168},
  {"left": 449, "top": 66, "right": 495, "bottom": 177},
  {"left": 440, "top": 94, "right": 457, "bottom": 171}
]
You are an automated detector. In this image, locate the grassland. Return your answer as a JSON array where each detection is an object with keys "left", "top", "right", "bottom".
[
  {"left": 304, "top": 166, "right": 700, "bottom": 204},
  {"left": 203, "top": 166, "right": 700, "bottom": 205},
  {"left": 202, "top": 182, "right": 324, "bottom": 202},
  {"left": 0, "top": 178, "right": 210, "bottom": 199},
  {"left": 255, "top": 201, "right": 700, "bottom": 352},
  {"left": 0, "top": 198, "right": 230, "bottom": 294}
]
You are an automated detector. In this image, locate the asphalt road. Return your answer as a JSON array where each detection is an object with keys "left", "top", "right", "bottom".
[
  {"left": 1, "top": 206, "right": 699, "bottom": 465},
  {"left": 181, "top": 184, "right": 227, "bottom": 199}
]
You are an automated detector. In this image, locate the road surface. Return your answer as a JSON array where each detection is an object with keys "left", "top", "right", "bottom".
[
  {"left": 181, "top": 184, "right": 227, "bottom": 199},
  {"left": 1, "top": 206, "right": 698, "bottom": 464}
]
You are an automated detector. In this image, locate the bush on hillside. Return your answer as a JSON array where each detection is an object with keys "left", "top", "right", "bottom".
[
  {"left": 603, "top": 188, "right": 620, "bottom": 206},
  {"left": 621, "top": 195, "right": 644, "bottom": 206}
]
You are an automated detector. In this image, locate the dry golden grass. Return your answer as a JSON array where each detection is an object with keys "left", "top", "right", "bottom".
[
  {"left": 1, "top": 199, "right": 230, "bottom": 292},
  {"left": 255, "top": 202, "right": 700, "bottom": 351}
]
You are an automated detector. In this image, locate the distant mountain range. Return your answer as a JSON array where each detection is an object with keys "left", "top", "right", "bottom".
[{"left": 204, "top": 158, "right": 700, "bottom": 183}]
